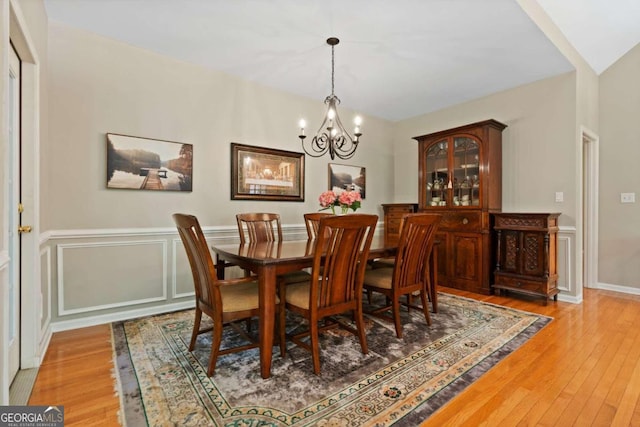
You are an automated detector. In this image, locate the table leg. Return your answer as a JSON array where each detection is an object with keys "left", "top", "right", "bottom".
[
  {"left": 215, "top": 254, "right": 225, "bottom": 280},
  {"left": 258, "top": 265, "right": 276, "bottom": 379}
]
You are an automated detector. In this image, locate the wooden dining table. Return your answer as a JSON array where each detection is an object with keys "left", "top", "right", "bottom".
[{"left": 212, "top": 235, "right": 437, "bottom": 379}]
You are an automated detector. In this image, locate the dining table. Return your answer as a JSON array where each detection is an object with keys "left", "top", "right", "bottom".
[{"left": 212, "top": 235, "right": 438, "bottom": 379}]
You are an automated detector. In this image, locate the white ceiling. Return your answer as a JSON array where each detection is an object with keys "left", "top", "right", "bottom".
[{"left": 43, "top": 0, "right": 640, "bottom": 122}]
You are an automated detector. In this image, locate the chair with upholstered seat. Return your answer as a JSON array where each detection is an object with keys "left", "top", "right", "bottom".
[
  {"left": 280, "top": 214, "right": 377, "bottom": 375},
  {"left": 236, "top": 212, "right": 310, "bottom": 284},
  {"left": 236, "top": 213, "right": 283, "bottom": 244},
  {"left": 362, "top": 213, "right": 441, "bottom": 338},
  {"left": 173, "top": 213, "right": 285, "bottom": 376},
  {"left": 303, "top": 212, "right": 333, "bottom": 239}
]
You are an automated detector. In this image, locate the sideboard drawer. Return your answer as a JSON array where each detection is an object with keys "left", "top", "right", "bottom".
[
  {"left": 494, "top": 275, "right": 549, "bottom": 294},
  {"left": 438, "top": 211, "right": 482, "bottom": 231}
]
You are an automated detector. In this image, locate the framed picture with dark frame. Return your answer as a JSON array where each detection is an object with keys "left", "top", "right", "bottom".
[
  {"left": 231, "top": 143, "right": 305, "bottom": 201},
  {"left": 106, "top": 133, "right": 193, "bottom": 191},
  {"left": 328, "top": 163, "right": 366, "bottom": 199}
]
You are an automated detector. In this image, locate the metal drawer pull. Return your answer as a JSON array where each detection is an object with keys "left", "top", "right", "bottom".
[{"left": 462, "top": 218, "right": 469, "bottom": 225}]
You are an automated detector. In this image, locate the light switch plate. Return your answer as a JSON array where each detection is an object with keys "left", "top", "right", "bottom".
[
  {"left": 555, "top": 192, "right": 564, "bottom": 202},
  {"left": 621, "top": 193, "right": 636, "bottom": 203}
]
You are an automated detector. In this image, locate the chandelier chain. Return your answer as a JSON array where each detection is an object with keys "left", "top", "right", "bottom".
[{"left": 331, "top": 43, "right": 335, "bottom": 96}]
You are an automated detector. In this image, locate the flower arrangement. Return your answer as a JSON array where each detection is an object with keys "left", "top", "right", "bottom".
[{"left": 318, "top": 190, "right": 362, "bottom": 214}]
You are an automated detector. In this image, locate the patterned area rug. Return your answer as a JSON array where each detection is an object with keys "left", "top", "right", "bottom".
[{"left": 113, "top": 293, "right": 551, "bottom": 426}]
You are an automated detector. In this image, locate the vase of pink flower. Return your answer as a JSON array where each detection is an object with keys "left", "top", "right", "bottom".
[{"left": 318, "top": 190, "right": 362, "bottom": 214}]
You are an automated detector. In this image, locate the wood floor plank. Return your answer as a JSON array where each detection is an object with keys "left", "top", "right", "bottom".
[
  {"left": 28, "top": 324, "right": 121, "bottom": 427},
  {"left": 26, "top": 288, "right": 640, "bottom": 427},
  {"left": 574, "top": 302, "right": 640, "bottom": 426}
]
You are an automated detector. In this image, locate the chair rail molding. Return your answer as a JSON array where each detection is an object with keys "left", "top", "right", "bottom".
[{"left": 0, "top": 251, "right": 8, "bottom": 270}]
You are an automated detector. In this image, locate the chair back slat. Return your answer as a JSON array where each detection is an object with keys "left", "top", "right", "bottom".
[
  {"left": 393, "top": 214, "right": 442, "bottom": 292},
  {"left": 304, "top": 212, "right": 333, "bottom": 239},
  {"left": 236, "top": 213, "right": 283, "bottom": 244},
  {"left": 311, "top": 214, "right": 377, "bottom": 312}
]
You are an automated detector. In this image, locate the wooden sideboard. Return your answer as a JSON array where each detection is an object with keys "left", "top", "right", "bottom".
[
  {"left": 382, "top": 203, "right": 418, "bottom": 246},
  {"left": 492, "top": 212, "right": 561, "bottom": 305}
]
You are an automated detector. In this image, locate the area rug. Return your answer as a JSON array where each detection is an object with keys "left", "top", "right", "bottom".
[{"left": 112, "top": 293, "right": 551, "bottom": 426}]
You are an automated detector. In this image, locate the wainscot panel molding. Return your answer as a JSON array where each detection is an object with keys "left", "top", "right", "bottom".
[
  {"left": 57, "top": 240, "right": 168, "bottom": 316},
  {"left": 172, "top": 237, "right": 195, "bottom": 299},
  {"left": 556, "top": 226, "right": 578, "bottom": 304},
  {"left": 39, "top": 246, "right": 52, "bottom": 356}
]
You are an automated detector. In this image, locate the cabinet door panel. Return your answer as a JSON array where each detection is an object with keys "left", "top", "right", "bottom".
[
  {"left": 500, "top": 230, "right": 519, "bottom": 273},
  {"left": 451, "top": 233, "right": 481, "bottom": 281},
  {"left": 521, "top": 232, "right": 545, "bottom": 276}
]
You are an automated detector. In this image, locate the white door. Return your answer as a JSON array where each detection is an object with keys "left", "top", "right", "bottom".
[{"left": 8, "top": 45, "right": 21, "bottom": 382}]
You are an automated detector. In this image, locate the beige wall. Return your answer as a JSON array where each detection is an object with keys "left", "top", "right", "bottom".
[
  {"left": 393, "top": 72, "right": 577, "bottom": 224},
  {"left": 46, "top": 23, "right": 394, "bottom": 231},
  {"left": 598, "top": 43, "right": 640, "bottom": 289}
]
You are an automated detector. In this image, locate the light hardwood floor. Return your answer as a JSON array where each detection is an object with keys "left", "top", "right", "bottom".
[{"left": 27, "top": 288, "right": 640, "bottom": 426}]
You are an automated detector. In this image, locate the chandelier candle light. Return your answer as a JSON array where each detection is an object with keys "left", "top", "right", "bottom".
[{"left": 299, "top": 37, "right": 362, "bottom": 160}]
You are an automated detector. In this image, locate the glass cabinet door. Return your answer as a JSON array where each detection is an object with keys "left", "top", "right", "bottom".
[
  {"left": 452, "top": 137, "right": 480, "bottom": 206},
  {"left": 425, "top": 140, "right": 448, "bottom": 206}
]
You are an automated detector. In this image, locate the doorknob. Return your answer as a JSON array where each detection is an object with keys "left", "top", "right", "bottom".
[{"left": 18, "top": 225, "right": 32, "bottom": 233}]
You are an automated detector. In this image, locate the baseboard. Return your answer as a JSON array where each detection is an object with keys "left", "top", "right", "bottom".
[
  {"left": 594, "top": 282, "right": 640, "bottom": 296},
  {"left": 51, "top": 300, "right": 195, "bottom": 332}
]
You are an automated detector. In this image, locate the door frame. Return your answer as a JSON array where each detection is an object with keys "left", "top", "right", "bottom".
[
  {"left": 581, "top": 126, "right": 599, "bottom": 289},
  {"left": 8, "top": 39, "right": 20, "bottom": 384},
  {"left": 1, "top": 0, "right": 42, "bottom": 404}
]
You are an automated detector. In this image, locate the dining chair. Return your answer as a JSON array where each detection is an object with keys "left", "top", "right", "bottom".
[
  {"left": 303, "top": 212, "right": 333, "bottom": 239},
  {"left": 236, "top": 213, "right": 283, "bottom": 245},
  {"left": 280, "top": 214, "right": 378, "bottom": 375},
  {"left": 362, "top": 213, "right": 441, "bottom": 338},
  {"left": 173, "top": 213, "right": 285, "bottom": 376},
  {"left": 236, "top": 212, "right": 310, "bottom": 284}
]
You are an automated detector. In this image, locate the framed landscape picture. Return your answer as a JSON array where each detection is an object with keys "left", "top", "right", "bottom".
[
  {"left": 328, "top": 163, "right": 366, "bottom": 198},
  {"left": 231, "top": 143, "right": 305, "bottom": 201},
  {"left": 106, "top": 133, "right": 193, "bottom": 191}
]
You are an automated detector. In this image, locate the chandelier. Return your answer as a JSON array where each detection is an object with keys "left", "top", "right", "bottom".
[{"left": 298, "top": 37, "right": 362, "bottom": 160}]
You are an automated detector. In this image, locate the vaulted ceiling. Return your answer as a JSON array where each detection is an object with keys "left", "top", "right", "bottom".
[{"left": 44, "top": 0, "right": 640, "bottom": 121}]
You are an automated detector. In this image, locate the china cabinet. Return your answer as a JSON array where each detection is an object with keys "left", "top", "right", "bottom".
[
  {"left": 414, "top": 119, "right": 506, "bottom": 294},
  {"left": 492, "top": 212, "right": 560, "bottom": 305},
  {"left": 382, "top": 203, "right": 419, "bottom": 246}
]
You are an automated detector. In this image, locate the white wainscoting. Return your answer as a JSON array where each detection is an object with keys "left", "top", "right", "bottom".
[
  {"left": 171, "top": 237, "right": 195, "bottom": 299},
  {"left": 57, "top": 239, "right": 168, "bottom": 316},
  {"left": 43, "top": 220, "right": 398, "bottom": 331},
  {"left": 556, "top": 226, "right": 579, "bottom": 304},
  {"left": 48, "top": 224, "right": 311, "bottom": 331},
  {"left": 39, "top": 246, "right": 52, "bottom": 359}
]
